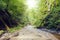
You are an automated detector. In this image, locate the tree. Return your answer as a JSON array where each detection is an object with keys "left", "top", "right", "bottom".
[
  {"left": 40, "top": 0, "right": 60, "bottom": 30},
  {"left": 0, "top": 0, "right": 26, "bottom": 31}
]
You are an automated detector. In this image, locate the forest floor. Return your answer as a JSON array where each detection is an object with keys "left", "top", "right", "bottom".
[{"left": 0, "top": 25, "right": 59, "bottom": 40}]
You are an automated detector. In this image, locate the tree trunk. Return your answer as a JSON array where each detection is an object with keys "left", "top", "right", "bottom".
[{"left": 0, "top": 17, "right": 10, "bottom": 31}]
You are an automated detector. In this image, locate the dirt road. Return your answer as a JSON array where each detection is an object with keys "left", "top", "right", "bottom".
[{"left": 0, "top": 25, "right": 58, "bottom": 40}]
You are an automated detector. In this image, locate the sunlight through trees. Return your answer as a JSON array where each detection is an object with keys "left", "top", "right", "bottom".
[{"left": 0, "top": 0, "right": 60, "bottom": 31}]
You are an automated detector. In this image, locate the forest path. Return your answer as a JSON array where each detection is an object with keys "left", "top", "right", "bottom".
[
  {"left": 10, "top": 25, "right": 58, "bottom": 40},
  {"left": 0, "top": 25, "right": 58, "bottom": 40}
]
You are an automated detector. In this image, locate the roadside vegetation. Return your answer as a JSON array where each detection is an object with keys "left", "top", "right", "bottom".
[{"left": 0, "top": 0, "right": 60, "bottom": 33}]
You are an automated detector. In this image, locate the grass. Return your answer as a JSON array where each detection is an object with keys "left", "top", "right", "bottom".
[
  {"left": 8, "top": 24, "right": 24, "bottom": 33},
  {"left": 0, "top": 30, "right": 4, "bottom": 35},
  {"left": 0, "top": 24, "right": 24, "bottom": 36}
]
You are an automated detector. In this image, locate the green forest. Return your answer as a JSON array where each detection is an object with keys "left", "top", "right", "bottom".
[{"left": 0, "top": 0, "right": 60, "bottom": 32}]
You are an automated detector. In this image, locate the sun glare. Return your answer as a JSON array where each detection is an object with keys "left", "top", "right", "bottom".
[{"left": 26, "top": 0, "right": 37, "bottom": 9}]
